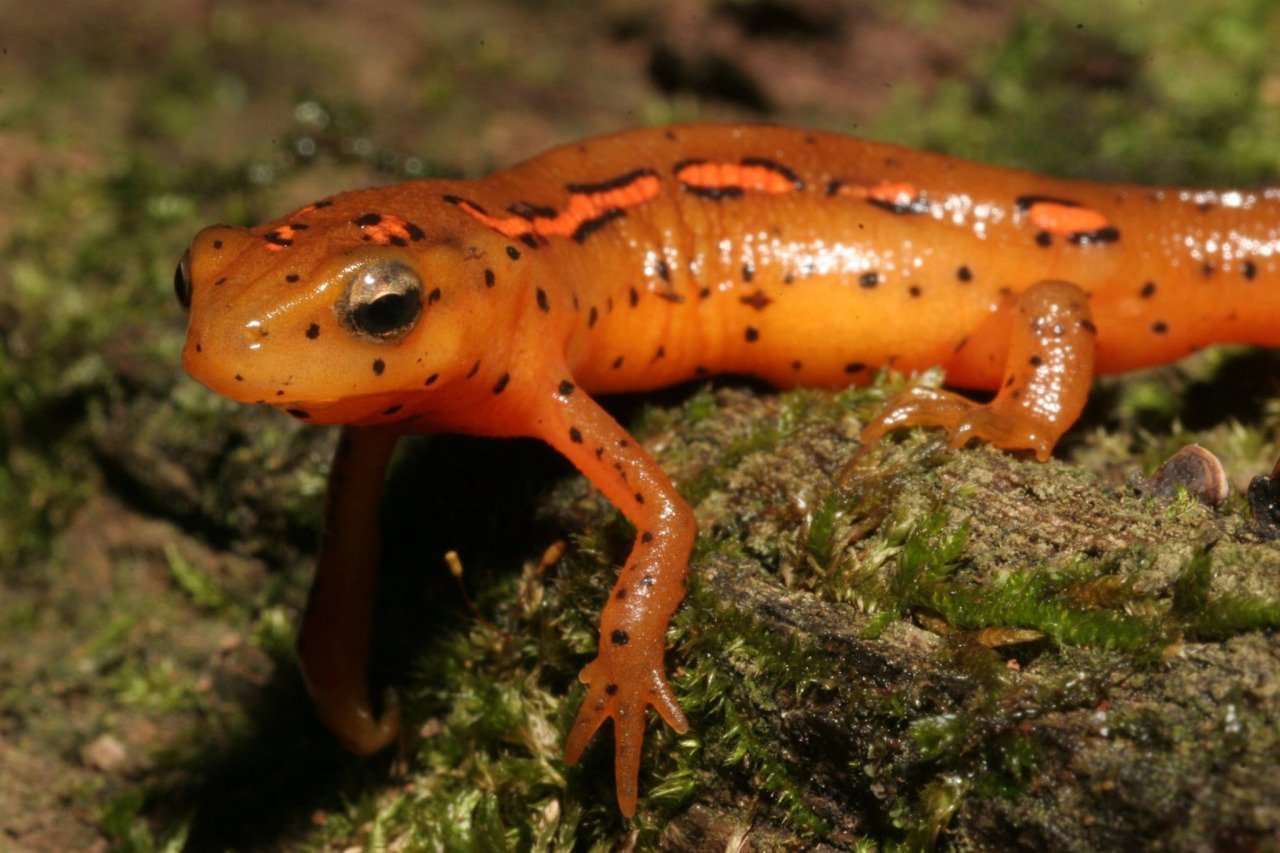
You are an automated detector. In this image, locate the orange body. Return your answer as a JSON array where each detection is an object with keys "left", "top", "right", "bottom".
[{"left": 177, "top": 123, "right": 1280, "bottom": 815}]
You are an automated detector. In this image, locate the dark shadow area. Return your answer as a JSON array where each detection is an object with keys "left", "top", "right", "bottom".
[
  {"left": 158, "top": 433, "right": 572, "bottom": 851},
  {"left": 1071, "top": 348, "right": 1280, "bottom": 450},
  {"left": 647, "top": 44, "right": 772, "bottom": 113},
  {"left": 1176, "top": 349, "right": 1280, "bottom": 431}
]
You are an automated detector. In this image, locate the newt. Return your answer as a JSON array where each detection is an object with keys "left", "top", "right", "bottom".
[{"left": 175, "top": 123, "right": 1280, "bottom": 816}]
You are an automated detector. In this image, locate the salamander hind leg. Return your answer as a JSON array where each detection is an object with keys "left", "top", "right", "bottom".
[
  {"left": 537, "top": 382, "right": 694, "bottom": 817},
  {"left": 861, "top": 280, "right": 1096, "bottom": 461}
]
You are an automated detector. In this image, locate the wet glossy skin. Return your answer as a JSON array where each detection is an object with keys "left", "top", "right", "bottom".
[{"left": 177, "top": 123, "right": 1280, "bottom": 816}]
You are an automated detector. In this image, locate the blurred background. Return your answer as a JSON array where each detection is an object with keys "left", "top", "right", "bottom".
[{"left": 1, "top": 0, "right": 1278, "bottom": 848}]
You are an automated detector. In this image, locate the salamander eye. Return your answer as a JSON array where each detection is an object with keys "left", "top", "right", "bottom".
[
  {"left": 174, "top": 249, "right": 192, "bottom": 310},
  {"left": 338, "top": 261, "right": 424, "bottom": 342}
]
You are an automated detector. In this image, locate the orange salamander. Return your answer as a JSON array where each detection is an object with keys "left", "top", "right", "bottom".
[{"left": 175, "top": 123, "right": 1280, "bottom": 816}]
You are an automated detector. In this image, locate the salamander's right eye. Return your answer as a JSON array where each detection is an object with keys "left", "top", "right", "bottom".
[
  {"left": 174, "top": 249, "right": 193, "bottom": 310},
  {"left": 337, "top": 261, "right": 424, "bottom": 343}
]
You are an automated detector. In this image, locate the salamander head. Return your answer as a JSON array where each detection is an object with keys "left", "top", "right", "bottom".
[{"left": 177, "top": 189, "right": 501, "bottom": 425}]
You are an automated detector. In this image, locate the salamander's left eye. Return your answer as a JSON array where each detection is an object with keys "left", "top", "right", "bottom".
[
  {"left": 174, "top": 249, "right": 193, "bottom": 310},
  {"left": 337, "top": 261, "right": 424, "bottom": 343}
]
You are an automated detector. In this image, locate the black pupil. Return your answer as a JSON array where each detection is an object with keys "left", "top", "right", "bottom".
[
  {"left": 174, "top": 263, "right": 191, "bottom": 309},
  {"left": 355, "top": 291, "right": 419, "bottom": 335}
]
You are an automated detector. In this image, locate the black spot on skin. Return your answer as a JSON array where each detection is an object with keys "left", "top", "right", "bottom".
[
  {"left": 465, "top": 360, "right": 481, "bottom": 379},
  {"left": 740, "top": 157, "right": 804, "bottom": 190},
  {"left": 566, "top": 168, "right": 659, "bottom": 195},
  {"left": 1029, "top": 355, "right": 1043, "bottom": 366},
  {"left": 791, "top": 360, "right": 802, "bottom": 370},
  {"left": 1079, "top": 319, "right": 1098, "bottom": 335},
  {"left": 641, "top": 531, "right": 653, "bottom": 543},
  {"left": 1015, "top": 194, "right": 1081, "bottom": 212},
  {"left": 1244, "top": 260, "right": 1258, "bottom": 280},
  {"left": 263, "top": 231, "right": 292, "bottom": 248},
  {"left": 615, "top": 586, "right": 627, "bottom": 600},
  {"left": 372, "top": 359, "right": 385, "bottom": 375},
  {"left": 286, "top": 408, "right": 311, "bottom": 419},
  {"left": 492, "top": 373, "right": 510, "bottom": 394},
  {"left": 195, "top": 343, "right": 202, "bottom": 353},
  {"left": 352, "top": 212, "right": 382, "bottom": 227},
  {"left": 908, "top": 285, "right": 922, "bottom": 298},
  {"left": 957, "top": 265, "right": 973, "bottom": 283},
  {"left": 588, "top": 306, "right": 598, "bottom": 327},
  {"left": 424, "top": 373, "right": 439, "bottom": 386},
  {"left": 656, "top": 259, "right": 671, "bottom": 282},
  {"left": 428, "top": 287, "right": 442, "bottom": 305},
  {"left": 612, "top": 356, "right": 624, "bottom": 369},
  {"left": 654, "top": 345, "right": 665, "bottom": 360},
  {"left": 618, "top": 439, "right": 629, "bottom": 447},
  {"left": 508, "top": 201, "right": 558, "bottom": 219},
  {"left": 1067, "top": 227, "right": 1120, "bottom": 245},
  {"left": 1035, "top": 232, "right": 1053, "bottom": 247},
  {"left": 506, "top": 245, "right": 521, "bottom": 260},
  {"left": 634, "top": 492, "right": 644, "bottom": 504},
  {"left": 313, "top": 199, "right": 333, "bottom": 209},
  {"left": 1152, "top": 321, "right": 1168, "bottom": 334},
  {"left": 629, "top": 287, "right": 639, "bottom": 307},
  {"left": 214, "top": 277, "right": 227, "bottom": 287},
  {"left": 558, "top": 380, "right": 575, "bottom": 396},
  {"left": 1201, "top": 263, "right": 1215, "bottom": 277},
  {"left": 1140, "top": 281, "right": 1157, "bottom": 298},
  {"left": 699, "top": 287, "right": 712, "bottom": 299},
  {"left": 571, "top": 208, "right": 625, "bottom": 242},
  {"left": 536, "top": 288, "right": 550, "bottom": 312},
  {"left": 594, "top": 446, "right": 604, "bottom": 459},
  {"left": 569, "top": 426, "right": 583, "bottom": 443},
  {"left": 212, "top": 239, "right": 223, "bottom": 249},
  {"left": 741, "top": 262, "right": 754, "bottom": 283},
  {"left": 868, "top": 195, "right": 927, "bottom": 215},
  {"left": 859, "top": 271, "right": 879, "bottom": 288},
  {"left": 285, "top": 273, "right": 299, "bottom": 283},
  {"left": 406, "top": 222, "right": 425, "bottom": 241},
  {"left": 235, "top": 374, "right": 243, "bottom": 382},
  {"left": 744, "top": 326, "right": 760, "bottom": 342},
  {"left": 739, "top": 290, "right": 771, "bottom": 310},
  {"left": 954, "top": 336, "right": 969, "bottom": 353},
  {"left": 656, "top": 291, "right": 685, "bottom": 303},
  {"left": 605, "top": 683, "right": 619, "bottom": 695},
  {"left": 484, "top": 268, "right": 496, "bottom": 287},
  {"left": 610, "top": 629, "right": 630, "bottom": 646},
  {"left": 783, "top": 272, "right": 795, "bottom": 284},
  {"left": 844, "top": 362, "right": 865, "bottom": 374},
  {"left": 306, "top": 323, "right": 320, "bottom": 339},
  {"left": 383, "top": 404, "right": 403, "bottom": 415}
]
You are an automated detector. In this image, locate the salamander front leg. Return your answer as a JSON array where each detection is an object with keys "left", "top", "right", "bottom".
[
  {"left": 861, "top": 279, "right": 1097, "bottom": 461},
  {"left": 297, "top": 426, "right": 401, "bottom": 753},
  {"left": 536, "top": 383, "right": 694, "bottom": 817}
]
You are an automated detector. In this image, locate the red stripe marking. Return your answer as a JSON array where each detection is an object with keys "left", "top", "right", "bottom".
[
  {"left": 452, "top": 172, "right": 662, "bottom": 242},
  {"left": 674, "top": 161, "right": 799, "bottom": 194},
  {"left": 1024, "top": 201, "right": 1112, "bottom": 236}
]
